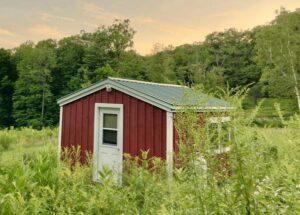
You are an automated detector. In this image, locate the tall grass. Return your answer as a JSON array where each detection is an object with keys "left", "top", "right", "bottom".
[{"left": 0, "top": 93, "right": 299, "bottom": 214}]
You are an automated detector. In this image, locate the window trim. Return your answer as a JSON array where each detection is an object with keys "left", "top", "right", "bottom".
[
  {"left": 93, "top": 103, "right": 123, "bottom": 181},
  {"left": 100, "top": 112, "right": 119, "bottom": 146},
  {"left": 207, "top": 116, "right": 232, "bottom": 154}
]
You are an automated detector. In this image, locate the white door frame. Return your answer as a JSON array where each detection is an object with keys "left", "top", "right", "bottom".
[{"left": 93, "top": 103, "right": 123, "bottom": 181}]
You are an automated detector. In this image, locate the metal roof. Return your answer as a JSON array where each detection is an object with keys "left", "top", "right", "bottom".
[{"left": 57, "top": 77, "right": 233, "bottom": 111}]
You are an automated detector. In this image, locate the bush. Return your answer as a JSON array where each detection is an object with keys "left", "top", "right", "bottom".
[
  {"left": 243, "top": 97, "right": 298, "bottom": 127},
  {"left": 253, "top": 117, "right": 285, "bottom": 127},
  {"left": 0, "top": 92, "right": 299, "bottom": 214},
  {"left": 0, "top": 132, "right": 14, "bottom": 150}
]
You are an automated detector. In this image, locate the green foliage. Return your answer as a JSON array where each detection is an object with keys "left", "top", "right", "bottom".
[
  {"left": 1, "top": 9, "right": 300, "bottom": 128},
  {"left": 0, "top": 49, "right": 17, "bottom": 127},
  {"left": 92, "top": 64, "right": 115, "bottom": 84},
  {"left": 145, "top": 48, "right": 177, "bottom": 83},
  {"left": 82, "top": 19, "right": 135, "bottom": 72},
  {"left": 13, "top": 43, "right": 57, "bottom": 128},
  {"left": 116, "top": 51, "right": 145, "bottom": 79},
  {"left": 244, "top": 98, "right": 298, "bottom": 127},
  {"left": 0, "top": 20, "right": 137, "bottom": 129},
  {"left": 258, "top": 98, "right": 298, "bottom": 117},
  {"left": 0, "top": 92, "right": 300, "bottom": 214},
  {"left": 0, "top": 132, "right": 13, "bottom": 151},
  {"left": 254, "top": 8, "right": 300, "bottom": 103},
  {"left": 203, "top": 29, "right": 261, "bottom": 88},
  {"left": 0, "top": 128, "right": 56, "bottom": 155},
  {"left": 52, "top": 36, "right": 85, "bottom": 97}
]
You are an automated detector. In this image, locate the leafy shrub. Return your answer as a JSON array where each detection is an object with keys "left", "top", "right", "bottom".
[
  {"left": 253, "top": 117, "right": 285, "bottom": 127},
  {"left": 243, "top": 97, "right": 298, "bottom": 127},
  {"left": 0, "top": 91, "right": 299, "bottom": 214},
  {"left": 0, "top": 132, "right": 14, "bottom": 150}
]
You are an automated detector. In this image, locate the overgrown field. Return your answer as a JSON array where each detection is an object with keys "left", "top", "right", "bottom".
[
  {"left": 0, "top": 110, "right": 300, "bottom": 214},
  {"left": 243, "top": 97, "right": 299, "bottom": 127}
]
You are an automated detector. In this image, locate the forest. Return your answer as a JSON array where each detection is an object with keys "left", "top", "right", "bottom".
[{"left": 0, "top": 8, "right": 300, "bottom": 128}]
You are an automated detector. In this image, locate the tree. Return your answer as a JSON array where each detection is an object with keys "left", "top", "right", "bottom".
[
  {"left": 82, "top": 19, "right": 135, "bottom": 81},
  {"left": 0, "top": 49, "right": 17, "bottom": 127},
  {"left": 114, "top": 51, "right": 145, "bottom": 79},
  {"left": 145, "top": 48, "right": 176, "bottom": 83},
  {"left": 202, "top": 29, "right": 261, "bottom": 88},
  {"left": 53, "top": 36, "right": 85, "bottom": 97},
  {"left": 173, "top": 44, "right": 199, "bottom": 86},
  {"left": 66, "top": 66, "right": 90, "bottom": 91},
  {"left": 13, "top": 44, "right": 56, "bottom": 128},
  {"left": 254, "top": 8, "right": 300, "bottom": 109},
  {"left": 107, "top": 19, "right": 135, "bottom": 59}
]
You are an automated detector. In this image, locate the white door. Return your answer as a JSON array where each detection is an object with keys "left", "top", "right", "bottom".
[{"left": 94, "top": 104, "right": 123, "bottom": 182}]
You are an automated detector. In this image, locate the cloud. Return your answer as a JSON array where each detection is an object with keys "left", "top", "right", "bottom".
[
  {"left": 39, "top": 12, "right": 75, "bottom": 22},
  {"left": 0, "top": 28, "right": 17, "bottom": 37},
  {"left": 78, "top": 0, "right": 124, "bottom": 21},
  {"left": 28, "top": 25, "right": 66, "bottom": 38}
]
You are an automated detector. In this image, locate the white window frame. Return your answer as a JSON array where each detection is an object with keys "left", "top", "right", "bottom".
[
  {"left": 208, "top": 116, "right": 231, "bottom": 124},
  {"left": 93, "top": 103, "right": 123, "bottom": 181},
  {"left": 208, "top": 116, "right": 231, "bottom": 154},
  {"left": 100, "top": 110, "right": 119, "bottom": 146}
]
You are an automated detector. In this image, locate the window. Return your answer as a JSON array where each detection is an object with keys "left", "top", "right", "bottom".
[
  {"left": 207, "top": 119, "right": 232, "bottom": 152},
  {"left": 102, "top": 114, "right": 118, "bottom": 145}
]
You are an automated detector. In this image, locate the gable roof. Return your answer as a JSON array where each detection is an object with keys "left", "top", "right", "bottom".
[{"left": 57, "top": 77, "right": 233, "bottom": 111}]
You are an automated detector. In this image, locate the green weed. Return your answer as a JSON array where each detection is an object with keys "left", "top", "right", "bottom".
[{"left": 0, "top": 94, "right": 299, "bottom": 214}]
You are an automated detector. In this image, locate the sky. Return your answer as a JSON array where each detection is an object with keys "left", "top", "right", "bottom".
[{"left": 0, "top": 0, "right": 299, "bottom": 55}]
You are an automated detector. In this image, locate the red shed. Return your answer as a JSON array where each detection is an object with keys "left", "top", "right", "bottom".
[{"left": 57, "top": 77, "right": 232, "bottom": 180}]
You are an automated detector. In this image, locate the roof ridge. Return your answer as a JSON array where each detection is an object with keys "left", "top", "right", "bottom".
[{"left": 108, "top": 77, "right": 188, "bottom": 88}]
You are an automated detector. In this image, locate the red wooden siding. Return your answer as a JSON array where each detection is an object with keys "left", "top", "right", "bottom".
[
  {"left": 173, "top": 113, "right": 179, "bottom": 154},
  {"left": 172, "top": 113, "right": 205, "bottom": 154},
  {"left": 61, "top": 88, "right": 167, "bottom": 162}
]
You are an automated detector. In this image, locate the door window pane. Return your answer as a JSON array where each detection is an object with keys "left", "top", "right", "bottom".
[
  {"left": 103, "top": 114, "right": 117, "bottom": 129},
  {"left": 103, "top": 130, "right": 117, "bottom": 145}
]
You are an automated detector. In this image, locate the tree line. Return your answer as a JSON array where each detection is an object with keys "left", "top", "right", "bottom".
[{"left": 0, "top": 8, "right": 299, "bottom": 128}]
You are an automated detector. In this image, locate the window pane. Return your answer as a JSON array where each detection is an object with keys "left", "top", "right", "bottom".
[
  {"left": 103, "top": 130, "right": 117, "bottom": 145},
  {"left": 103, "top": 114, "right": 117, "bottom": 129},
  {"left": 208, "top": 122, "right": 231, "bottom": 150}
]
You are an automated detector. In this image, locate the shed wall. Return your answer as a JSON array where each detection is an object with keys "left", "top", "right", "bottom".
[
  {"left": 61, "top": 88, "right": 166, "bottom": 162},
  {"left": 172, "top": 113, "right": 206, "bottom": 154}
]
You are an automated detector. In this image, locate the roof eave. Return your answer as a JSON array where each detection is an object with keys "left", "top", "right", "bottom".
[
  {"left": 172, "top": 106, "right": 235, "bottom": 112},
  {"left": 57, "top": 79, "right": 174, "bottom": 111},
  {"left": 57, "top": 78, "right": 235, "bottom": 112},
  {"left": 57, "top": 79, "right": 111, "bottom": 105}
]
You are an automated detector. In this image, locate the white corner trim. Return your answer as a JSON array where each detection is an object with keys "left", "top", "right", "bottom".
[
  {"left": 58, "top": 106, "right": 63, "bottom": 159},
  {"left": 166, "top": 112, "right": 174, "bottom": 176},
  {"left": 92, "top": 103, "right": 124, "bottom": 182},
  {"left": 208, "top": 116, "right": 231, "bottom": 123},
  {"left": 93, "top": 104, "right": 100, "bottom": 181}
]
